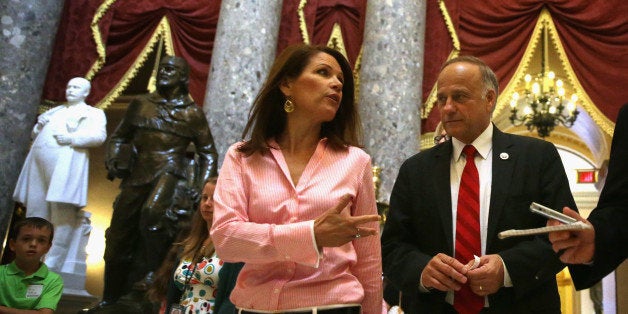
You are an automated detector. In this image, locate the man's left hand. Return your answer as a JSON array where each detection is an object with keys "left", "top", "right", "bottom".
[
  {"left": 548, "top": 207, "right": 595, "bottom": 264},
  {"left": 466, "top": 254, "right": 504, "bottom": 296}
]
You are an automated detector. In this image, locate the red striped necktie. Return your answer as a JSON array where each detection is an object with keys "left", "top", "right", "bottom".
[{"left": 454, "top": 145, "right": 484, "bottom": 314}]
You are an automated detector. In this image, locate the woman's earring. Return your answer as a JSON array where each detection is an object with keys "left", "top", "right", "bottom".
[{"left": 284, "top": 99, "right": 295, "bottom": 113}]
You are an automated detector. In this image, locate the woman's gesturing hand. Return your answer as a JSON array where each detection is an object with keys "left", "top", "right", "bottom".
[{"left": 314, "top": 194, "right": 380, "bottom": 248}]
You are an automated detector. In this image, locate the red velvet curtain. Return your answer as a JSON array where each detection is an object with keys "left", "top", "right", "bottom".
[
  {"left": 42, "top": 0, "right": 221, "bottom": 108},
  {"left": 43, "top": 0, "right": 626, "bottom": 122},
  {"left": 42, "top": 0, "right": 101, "bottom": 106},
  {"left": 421, "top": 0, "right": 458, "bottom": 132},
  {"left": 422, "top": 0, "right": 628, "bottom": 131},
  {"left": 277, "top": 0, "right": 367, "bottom": 69}
]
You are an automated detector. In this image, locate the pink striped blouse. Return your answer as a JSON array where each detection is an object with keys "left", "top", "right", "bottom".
[{"left": 211, "top": 139, "right": 384, "bottom": 314}]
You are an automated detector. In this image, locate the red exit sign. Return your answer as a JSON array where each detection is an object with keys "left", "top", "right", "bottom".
[{"left": 576, "top": 170, "right": 597, "bottom": 183}]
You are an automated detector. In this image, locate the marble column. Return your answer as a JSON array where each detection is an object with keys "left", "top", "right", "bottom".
[
  {"left": 358, "top": 1, "right": 427, "bottom": 203},
  {"left": 204, "top": 0, "right": 284, "bottom": 163},
  {"left": 0, "top": 1, "right": 65, "bottom": 253}
]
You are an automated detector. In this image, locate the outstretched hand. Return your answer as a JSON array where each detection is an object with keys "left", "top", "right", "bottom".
[
  {"left": 547, "top": 207, "right": 595, "bottom": 264},
  {"left": 313, "top": 194, "right": 380, "bottom": 248}
]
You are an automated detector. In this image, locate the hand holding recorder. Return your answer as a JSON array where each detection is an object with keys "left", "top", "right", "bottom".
[
  {"left": 547, "top": 206, "right": 596, "bottom": 264},
  {"left": 498, "top": 203, "right": 594, "bottom": 264},
  {"left": 498, "top": 202, "right": 591, "bottom": 239}
]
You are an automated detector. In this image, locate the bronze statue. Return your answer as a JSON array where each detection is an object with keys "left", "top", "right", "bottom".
[{"left": 94, "top": 56, "right": 217, "bottom": 311}]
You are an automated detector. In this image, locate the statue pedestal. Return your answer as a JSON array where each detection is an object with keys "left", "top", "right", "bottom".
[
  {"left": 57, "top": 291, "right": 99, "bottom": 314},
  {"left": 55, "top": 210, "right": 99, "bottom": 313},
  {"left": 59, "top": 270, "right": 91, "bottom": 295}
]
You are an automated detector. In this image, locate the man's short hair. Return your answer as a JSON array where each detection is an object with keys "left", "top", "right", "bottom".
[
  {"left": 441, "top": 56, "right": 499, "bottom": 100},
  {"left": 12, "top": 217, "right": 55, "bottom": 243}
]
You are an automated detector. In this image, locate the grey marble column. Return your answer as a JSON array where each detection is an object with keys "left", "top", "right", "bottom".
[
  {"left": 0, "top": 1, "right": 64, "bottom": 251},
  {"left": 358, "top": 1, "right": 426, "bottom": 203},
  {"left": 204, "top": 0, "right": 283, "bottom": 164}
]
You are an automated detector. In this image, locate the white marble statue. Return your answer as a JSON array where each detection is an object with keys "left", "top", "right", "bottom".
[{"left": 13, "top": 77, "right": 107, "bottom": 274}]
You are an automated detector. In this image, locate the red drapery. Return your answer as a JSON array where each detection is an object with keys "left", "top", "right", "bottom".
[
  {"left": 421, "top": 0, "right": 458, "bottom": 132},
  {"left": 41, "top": 0, "right": 101, "bottom": 106},
  {"left": 422, "top": 0, "right": 628, "bottom": 132},
  {"left": 42, "top": 0, "right": 221, "bottom": 108},
  {"left": 42, "top": 0, "right": 626, "bottom": 126},
  {"left": 277, "top": 0, "right": 367, "bottom": 69}
]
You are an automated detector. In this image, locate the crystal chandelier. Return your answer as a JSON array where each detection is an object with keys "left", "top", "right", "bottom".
[{"left": 509, "top": 21, "right": 580, "bottom": 138}]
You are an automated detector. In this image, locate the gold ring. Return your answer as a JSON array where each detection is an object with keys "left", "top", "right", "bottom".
[{"left": 479, "top": 285, "right": 483, "bottom": 291}]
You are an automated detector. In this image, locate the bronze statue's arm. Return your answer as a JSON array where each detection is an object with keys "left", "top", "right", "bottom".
[
  {"left": 192, "top": 112, "right": 218, "bottom": 189},
  {"left": 105, "top": 100, "right": 139, "bottom": 180}
]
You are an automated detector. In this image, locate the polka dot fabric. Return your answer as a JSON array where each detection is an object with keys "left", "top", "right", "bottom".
[{"left": 173, "top": 253, "right": 223, "bottom": 314}]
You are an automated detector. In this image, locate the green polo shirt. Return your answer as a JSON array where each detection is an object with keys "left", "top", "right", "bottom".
[{"left": 0, "top": 262, "right": 63, "bottom": 310}]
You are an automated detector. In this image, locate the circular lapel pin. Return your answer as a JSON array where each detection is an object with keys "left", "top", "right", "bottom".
[{"left": 500, "top": 152, "right": 509, "bottom": 160}]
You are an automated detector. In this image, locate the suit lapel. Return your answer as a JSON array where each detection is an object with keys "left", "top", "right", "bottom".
[
  {"left": 487, "top": 126, "right": 515, "bottom": 251},
  {"left": 433, "top": 142, "right": 454, "bottom": 253}
]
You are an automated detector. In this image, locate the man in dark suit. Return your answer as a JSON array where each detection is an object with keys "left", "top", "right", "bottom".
[
  {"left": 548, "top": 103, "right": 628, "bottom": 290},
  {"left": 381, "top": 56, "right": 576, "bottom": 313}
]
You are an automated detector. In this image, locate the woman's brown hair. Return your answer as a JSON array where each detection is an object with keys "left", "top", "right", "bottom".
[
  {"left": 238, "top": 44, "right": 361, "bottom": 156},
  {"left": 179, "top": 177, "right": 218, "bottom": 261},
  {"left": 148, "top": 177, "right": 218, "bottom": 302}
]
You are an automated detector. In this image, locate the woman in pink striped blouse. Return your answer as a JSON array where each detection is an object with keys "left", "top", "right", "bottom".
[{"left": 210, "top": 44, "right": 385, "bottom": 314}]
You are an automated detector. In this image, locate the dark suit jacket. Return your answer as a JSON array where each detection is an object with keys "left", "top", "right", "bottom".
[
  {"left": 569, "top": 104, "right": 628, "bottom": 290},
  {"left": 381, "top": 125, "right": 576, "bottom": 313}
]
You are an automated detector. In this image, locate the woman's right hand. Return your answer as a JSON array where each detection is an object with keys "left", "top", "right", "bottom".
[{"left": 313, "top": 194, "right": 380, "bottom": 247}]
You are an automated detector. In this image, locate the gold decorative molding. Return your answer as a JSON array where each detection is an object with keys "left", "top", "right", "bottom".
[
  {"left": 438, "top": 0, "right": 460, "bottom": 51},
  {"left": 95, "top": 17, "right": 172, "bottom": 110},
  {"left": 86, "top": 0, "right": 117, "bottom": 80},
  {"left": 421, "top": 0, "right": 460, "bottom": 119},
  {"left": 544, "top": 12, "right": 614, "bottom": 137},
  {"left": 327, "top": 23, "right": 348, "bottom": 59},
  {"left": 496, "top": 9, "right": 614, "bottom": 137},
  {"left": 494, "top": 12, "right": 543, "bottom": 121},
  {"left": 146, "top": 20, "right": 175, "bottom": 93},
  {"left": 146, "top": 36, "right": 164, "bottom": 93},
  {"left": 505, "top": 124, "right": 599, "bottom": 165},
  {"left": 85, "top": 0, "right": 179, "bottom": 109},
  {"left": 298, "top": 0, "right": 310, "bottom": 44},
  {"left": 420, "top": 132, "right": 437, "bottom": 151},
  {"left": 296, "top": 2, "right": 362, "bottom": 102},
  {"left": 422, "top": 50, "right": 459, "bottom": 119},
  {"left": 372, "top": 165, "right": 389, "bottom": 226},
  {"left": 353, "top": 45, "right": 363, "bottom": 104}
]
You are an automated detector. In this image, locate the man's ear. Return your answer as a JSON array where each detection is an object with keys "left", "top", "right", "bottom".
[
  {"left": 486, "top": 89, "right": 497, "bottom": 112},
  {"left": 8, "top": 239, "right": 16, "bottom": 252}
]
